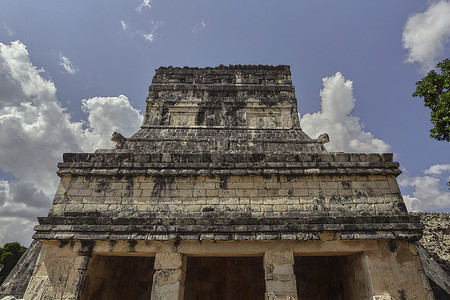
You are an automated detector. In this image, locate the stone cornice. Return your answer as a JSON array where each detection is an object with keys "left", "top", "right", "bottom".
[
  {"left": 57, "top": 153, "right": 401, "bottom": 177},
  {"left": 34, "top": 215, "right": 423, "bottom": 242}
]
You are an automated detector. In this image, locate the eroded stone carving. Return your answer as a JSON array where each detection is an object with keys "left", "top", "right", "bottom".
[{"left": 111, "top": 132, "right": 125, "bottom": 144}]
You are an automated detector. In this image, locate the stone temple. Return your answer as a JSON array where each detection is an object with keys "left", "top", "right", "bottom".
[{"left": 1, "top": 65, "right": 436, "bottom": 299}]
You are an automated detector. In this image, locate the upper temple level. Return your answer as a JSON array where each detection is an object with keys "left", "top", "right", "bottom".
[
  {"left": 144, "top": 65, "right": 298, "bottom": 128},
  {"left": 114, "top": 65, "right": 327, "bottom": 153}
]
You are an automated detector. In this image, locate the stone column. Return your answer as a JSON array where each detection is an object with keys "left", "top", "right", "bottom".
[
  {"left": 62, "top": 241, "right": 94, "bottom": 300},
  {"left": 61, "top": 255, "right": 90, "bottom": 300},
  {"left": 264, "top": 251, "right": 298, "bottom": 300},
  {"left": 151, "top": 252, "right": 186, "bottom": 300}
]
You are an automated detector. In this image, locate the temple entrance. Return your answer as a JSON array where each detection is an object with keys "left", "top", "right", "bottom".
[
  {"left": 79, "top": 255, "right": 155, "bottom": 300},
  {"left": 294, "top": 254, "right": 371, "bottom": 300},
  {"left": 184, "top": 256, "right": 265, "bottom": 300}
]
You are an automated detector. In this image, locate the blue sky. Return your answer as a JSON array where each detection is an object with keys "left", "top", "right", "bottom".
[{"left": 0, "top": 0, "right": 449, "bottom": 246}]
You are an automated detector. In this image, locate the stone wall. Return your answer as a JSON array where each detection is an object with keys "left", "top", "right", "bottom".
[
  {"left": 414, "top": 212, "right": 450, "bottom": 300},
  {"left": 0, "top": 241, "right": 42, "bottom": 298},
  {"left": 33, "top": 150, "right": 423, "bottom": 243},
  {"left": 48, "top": 173, "right": 404, "bottom": 220},
  {"left": 416, "top": 212, "right": 450, "bottom": 276},
  {"left": 144, "top": 65, "right": 297, "bottom": 129}
]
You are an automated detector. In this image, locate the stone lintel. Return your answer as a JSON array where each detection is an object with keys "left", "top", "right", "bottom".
[
  {"left": 33, "top": 215, "right": 424, "bottom": 242},
  {"left": 36, "top": 215, "right": 422, "bottom": 226},
  {"left": 32, "top": 231, "right": 423, "bottom": 243}
]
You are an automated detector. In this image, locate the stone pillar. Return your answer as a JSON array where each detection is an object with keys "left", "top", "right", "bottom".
[
  {"left": 62, "top": 241, "right": 94, "bottom": 300},
  {"left": 151, "top": 252, "right": 186, "bottom": 300},
  {"left": 61, "top": 255, "right": 91, "bottom": 300},
  {"left": 264, "top": 251, "right": 298, "bottom": 300}
]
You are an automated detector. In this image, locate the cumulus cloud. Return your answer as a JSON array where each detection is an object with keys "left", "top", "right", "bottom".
[
  {"left": 0, "top": 41, "right": 143, "bottom": 246},
  {"left": 136, "top": 0, "right": 151, "bottom": 13},
  {"left": 58, "top": 52, "right": 79, "bottom": 75},
  {"left": 399, "top": 164, "right": 450, "bottom": 212},
  {"left": 300, "top": 72, "right": 390, "bottom": 153},
  {"left": 402, "top": 0, "right": 450, "bottom": 72},
  {"left": 0, "top": 42, "right": 81, "bottom": 190},
  {"left": 192, "top": 21, "right": 207, "bottom": 33},
  {"left": 81, "top": 95, "right": 143, "bottom": 150},
  {"left": 424, "top": 164, "right": 450, "bottom": 176}
]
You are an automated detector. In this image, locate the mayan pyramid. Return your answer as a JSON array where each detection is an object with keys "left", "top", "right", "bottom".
[{"left": 3, "top": 65, "right": 434, "bottom": 299}]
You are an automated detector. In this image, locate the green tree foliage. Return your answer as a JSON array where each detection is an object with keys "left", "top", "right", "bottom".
[
  {"left": 0, "top": 242, "right": 27, "bottom": 285},
  {"left": 413, "top": 58, "right": 450, "bottom": 141}
]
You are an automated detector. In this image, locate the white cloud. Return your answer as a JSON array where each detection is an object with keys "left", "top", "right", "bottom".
[
  {"left": 399, "top": 164, "right": 450, "bottom": 212},
  {"left": 0, "top": 41, "right": 143, "bottom": 246},
  {"left": 81, "top": 95, "right": 143, "bottom": 150},
  {"left": 136, "top": 0, "right": 151, "bottom": 13},
  {"left": 0, "top": 216, "right": 37, "bottom": 247},
  {"left": 121, "top": 20, "right": 128, "bottom": 31},
  {"left": 2, "top": 22, "right": 14, "bottom": 36},
  {"left": 424, "top": 164, "right": 450, "bottom": 176},
  {"left": 192, "top": 21, "right": 207, "bottom": 33},
  {"left": 402, "top": 0, "right": 450, "bottom": 72},
  {"left": 140, "top": 32, "right": 155, "bottom": 42},
  {"left": 0, "top": 42, "right": 81, "bottom": 191},
  {"left": 138, "top": 21, "right": 161, "bottom": 42},
  {"left": 58, "top": 52, "right": 79, "bottom": 75},
  {"left": 300, "top": 72, "right": 390, "bottom": 153}
]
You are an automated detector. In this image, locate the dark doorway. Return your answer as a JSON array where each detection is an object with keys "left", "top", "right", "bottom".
[
  {"left": 294, "top": 254, "right": 371, "bottom": 300},
  {"left": 80, "top": 255, "right": 155, "bottom": 300},
  {"left": 184, "top": 256, "right": 265, "bottom": 300}
]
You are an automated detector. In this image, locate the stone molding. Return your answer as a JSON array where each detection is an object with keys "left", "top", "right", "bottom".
[
  {"left": 34, "top": 215, "right": 423, "bottom": 242},
  {"left": 57, "top": 152, "right": 400, "bottom": 177}
]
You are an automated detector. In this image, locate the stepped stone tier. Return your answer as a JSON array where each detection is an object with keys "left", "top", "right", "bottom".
[{"left": 20, "top": 65, "right": 433, "bottom": 299}]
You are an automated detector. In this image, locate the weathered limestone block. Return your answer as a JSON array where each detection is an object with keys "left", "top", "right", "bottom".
[
  {"left": 61, "top": 255, "right": 90, "bottom": 300},
  {"left": 47, "top": 173, "right": 407, "bottom": 222},
  {"left": 22, "top": 241, "right": 92, "bottom": 300},
  {"left": 363, "top": 241, "right": 434, "bottom": 300},
  {"left": 264, "top": 251, "right": 297, "bottom": 300},
  {"left": 416, "top": 212, "right": 450, "bottom": 276},
  {"left": 151, "top": 253, "right": 186, "bottom": 300},
  {"left": 0, "top": 240, "right": 42, "bottom": 299},
  {"left": 24, "top": 242, "right": 76, "bottom": 300}
]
